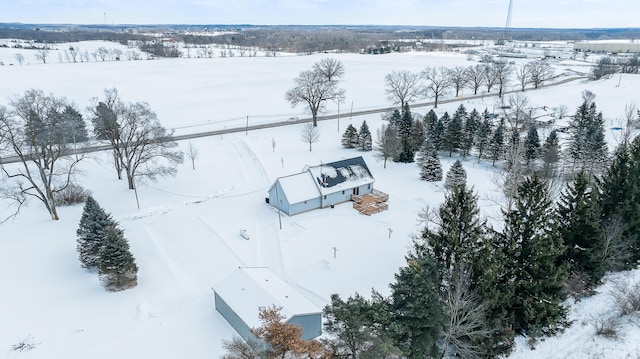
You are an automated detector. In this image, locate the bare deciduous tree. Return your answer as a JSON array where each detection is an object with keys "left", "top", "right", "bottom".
[
  {"left": 286, "top": 66, "right": 345, "bottom": 127},
  {"left": 422, "top": 66, "right": 451, "bottom": 108},
  {"left": 465, "top": 64, "right": 485, "bottom": 95},
  {"left": 447, "top": 66, "right": 468, "bottom": 98},
  {"left": 35, "top": 48, "right": 49, "bottom": 64},
  {"left": 0, "top": 90, "right": 85, "bottom": 221},
  {"left": 300, "top": 122, "right": 320, "bottom": 151},
  {"left": 384, "top": 70, "right": 422, "bottom": 108},
  {"left": 527, "top": 60, "right": 554, "bottom": 89},
  {"left": 96, "top": 47, "right": 109, "bottom": 61},
  {"left": 374, "top": 123, "right": 400, "bottom": 168},
  {"left": 90, "top": 88, "right": 184, "bottom": 189},
  {"left": 516, "top": 64, "right": 529, "bottom": 92},
  {"left": 14, "top": 53, "right": 25, "bottom": 65},
  {"left": 492, "top": 61, "right": 513, "bottom": 98},
  {"left": 313, "top": 58, "right": 345, "bottom": 82},
  {"left": 186, "top": 141, "right": 199, "bottom": 170},
  {"left": 439, "top": 268, "right": 493, "bottom": 359}
]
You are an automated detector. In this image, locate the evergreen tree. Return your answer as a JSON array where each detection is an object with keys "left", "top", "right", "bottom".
[
  {"left": 501, "top": 173, "right": 568, "bottom": 335},
  {"left": 460, "top": 109, "right": 480, "bottom": 159},
  {"left": 358, "top": 120, "right": 372, "bottom": 151},
  {"left": 419, "top": 183, "right": 485, "bottom": 275},
  {"left": 424, "top": 109, "right": 439, "bottom": 136},
  {"left": 98, "top": 226, "right": 139, "bottom": 292},
  {"left": 541, "top": 130, "right": 561, "bottom": 179},
  {"left": 411, "top": 120, "right": 426, "bottom": 152},
  {"left": 443, "top": 110, "right": 463, "bottom": 157},
  {"left": 341, "top": 124, "right": 359, "bottom": 148},
  {"left": 445, "top": 160, "right": 467, "bottom": 190},
  {"left": 524, "top": 125, "right": 541, "bottom": 167},
  {"left": 61, "top": 105, "right": 89, "bottom": 143},
  {"left": 323, "top": 293, "right": 372, "bottom": 357},
  {"left": 76, "top": 196, "right": 118, "bottom": 270},
  {"left": 388, "top": 109, "right": 402, "bottom": 129},
  {"left": 470, "top": 229, "right": 516, "bottom": 356},
  {"left": 395, "top": 104, "right": 416, "bottom": 163},
  {"left": 416, "top": 140, "right": 442, "bottom": 181},
  {"left": 431, "top": 118, "right": 445, "bottom": 152},
  {"left": 568, "top": 101, "right": 609, "bottom": 177},
  {"left": 323, "top": 292, "right": 401, "bottom": 358},
  {"left": 389, "top": 255, "right": 444, "bottom": 359},
  {"left": 489, "top": 118, "right": 505, "bottom": 166},
  {"left": 598, "top": 137, "right": 640, "bottom": 267},
  {"left": 557, "top": 170, "right": 605, "bottom": 287},
  {"left": 476, "top": 117, "right": 492, "bottom": 163}
]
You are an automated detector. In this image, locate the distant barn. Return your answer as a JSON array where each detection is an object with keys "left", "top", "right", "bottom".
[
  {"left": 267, "top": 156, "right": 375, "bottom": 216},
  {"left": 213, "top": 267, "right": 322, "bottom": 342}
]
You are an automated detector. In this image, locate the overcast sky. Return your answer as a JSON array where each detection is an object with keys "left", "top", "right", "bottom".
[{"left": 2, "top": 0, "right": 638, "bottom": 28}]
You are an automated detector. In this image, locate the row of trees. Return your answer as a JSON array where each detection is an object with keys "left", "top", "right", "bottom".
[
  {"left": 0, "top": 88, "right": 183, "bottom": 221},
  {"left": 384, "top": 60, "right": 554, "bottom": 109},
  {"left": 77, "top": 196, "right": 138, "bottom": 291}
]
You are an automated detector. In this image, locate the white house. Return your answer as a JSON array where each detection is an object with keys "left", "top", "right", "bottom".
[
  {"left": 213, "top": 267, "right": 322, "bottom": 342},
  {"left": 266, "top": 156, "right": 375, "bottom": 216}
]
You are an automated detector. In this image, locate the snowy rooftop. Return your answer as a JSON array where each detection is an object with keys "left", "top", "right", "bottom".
[
  {"left": 275, "top": 172, "right": 320, "bottom": 204},
  {"left": 214, "top": 267, "right": 321, "bottom": 329},
  {"left": 307, "top": 157, "right": 374, "bottom": 196}
]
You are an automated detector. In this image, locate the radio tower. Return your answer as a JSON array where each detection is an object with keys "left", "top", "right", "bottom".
[{"left": 504, "top": 0, "right": 513, "bottom": 43}]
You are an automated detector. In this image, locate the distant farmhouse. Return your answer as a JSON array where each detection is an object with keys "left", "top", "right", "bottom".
[
  {"left": 213, "top": 267, "right": 322, "bottom": 342},
  {"left": 266, "top": 156, "right": 388, "bottom": 216}
]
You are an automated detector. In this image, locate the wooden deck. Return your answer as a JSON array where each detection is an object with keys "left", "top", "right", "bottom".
[{"left": 351, "top": 189, "right": 389, "bottom": 215}]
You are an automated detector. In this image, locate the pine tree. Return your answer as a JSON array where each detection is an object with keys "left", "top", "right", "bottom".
[
  {"left": 541, "top": 130, "right": 560, "bottom": 179},
  {"left": 460, "top": 109, "right": 480, "bottom": 159},
  {"left": 524, "top": 125, "right": 541, "bottom": 167},
  {"left": 568, "top": 101, "right": 608, "bottom": 177},
  {"left": 341, "top": 124, "right": 359, "bottom": 148},
  {"left": 467, "top": 227, "right": 516, "bottom": 356},
  {"left": 61, "top": 105, "right": 89, "bottom": 143},
  {"left": 443, "top": 110, "right": 463, "bottom": 157},
  {"left": 445, "top": 160, "right": 467, "bottom": 190},
  {"left": 557, "top": 170, "right": 605, "bottom": 287},
  {"left": 489, "top": 118, "right": 505, "bottom": 166},
  {"left": 598, "top": 137, "right": 640, "bottom": 267},
  {"left": 411, "top": 120, "right": 426, "bottom": 152},
  {"left": 419, "top": 183, "right": 485, "bottom": 275},
  {"left": 416, "top": 140, "right": 442, "bottom": 181},
  {"left": 358, "top": 121, "right": 372, "bottom": 151},
  {"left": 76, "top": 196, "right": 118, "bottom": 270},
  {"left": 476, "top": 117, "right": 492, "bottom": 163},
  {"left": 432, "top": 118, "right": 445, "bottom": 152},
  {"left": 501, "top": 173, "right": 568, "bottom": 335},
  {"left": 424, "top": 109, "right": 439, "bottom": 135},
  {"left": 98, "top": 226, "right": 139, "bottom": 291},
  {"left": 389, "top": 255, "right": 444, "bottom": 359},
  {"left": 395, "top": 104, "right": 416, "bottom": 163}
]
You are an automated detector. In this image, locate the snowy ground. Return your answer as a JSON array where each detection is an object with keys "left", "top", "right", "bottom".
[{"left": 1, "top": 41, "right": 639, "bottom": 358}]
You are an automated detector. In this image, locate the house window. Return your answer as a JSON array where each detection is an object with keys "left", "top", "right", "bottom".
[
  {"left": 367, "top": 184, "right": 371, "bottom": 189},
  {"left": 304, "top": 200, "right": 307, "bottom": 204},
  {"left": 323, "top": 195, "right": 327, "bottom": 200},
  {"left": 342, "top": 190, "right": 345, "bottom": 195}
]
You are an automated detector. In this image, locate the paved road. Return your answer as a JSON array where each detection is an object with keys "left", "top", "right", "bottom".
[{"left": 0, "top": 74, "right": 589, "bottom": 165}]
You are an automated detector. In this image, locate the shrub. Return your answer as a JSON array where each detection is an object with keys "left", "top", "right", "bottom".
[
  {"left": 589, "top": 313, "right": 620, "bottom": 339},
  {"left": 54, "top": 183, "right": 90, "bottom": 206},
  {"left": 611, "top": 277, "right": 640, "bottom": 317}
]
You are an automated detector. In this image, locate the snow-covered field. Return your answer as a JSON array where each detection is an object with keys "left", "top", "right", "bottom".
[{"left": 1, "top": 41, "right": 639, "bottom": 358}]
